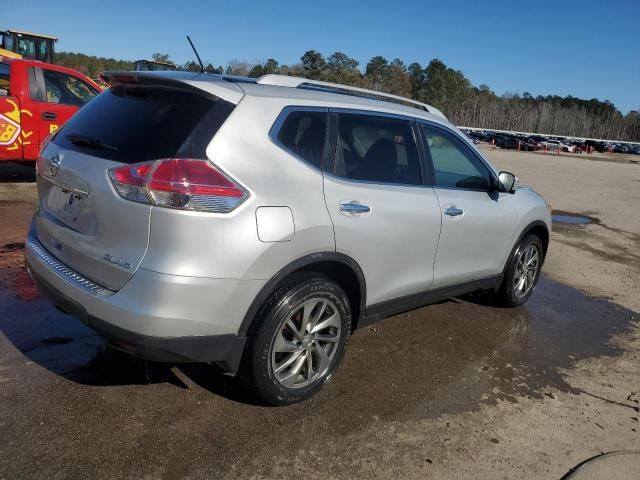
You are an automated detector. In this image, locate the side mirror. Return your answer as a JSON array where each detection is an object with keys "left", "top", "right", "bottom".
[{"left": 498, "top": 171, "right": 517, "bottom": 193}]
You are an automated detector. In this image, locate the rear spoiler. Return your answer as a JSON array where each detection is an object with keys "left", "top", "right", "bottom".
[{"left": 100, "top": 71, "right": 245, "bottom": 104}]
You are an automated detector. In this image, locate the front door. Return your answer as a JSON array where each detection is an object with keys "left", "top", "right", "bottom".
[
  {"left": 419, "top": 122, "right": 516, "bottom": 288},
  {"left": 31, "top": 66, "right": 99, "bottom": 159},
  {"left": 323, "top": 111, "right": 442, "bottom": 307}
]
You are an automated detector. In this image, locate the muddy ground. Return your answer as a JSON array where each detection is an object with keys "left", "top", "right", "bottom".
[{"left": 0, "top": 151, "right": 638, "bottom": 479}]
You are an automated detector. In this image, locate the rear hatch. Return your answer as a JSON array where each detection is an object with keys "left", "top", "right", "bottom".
[{"left": 35, "top": 76, "right": 237, "bottom": 291}]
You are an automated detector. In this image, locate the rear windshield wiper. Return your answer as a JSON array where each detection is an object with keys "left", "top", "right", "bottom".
[{"left": 65, "top": 134, "right": 119, "bottom": 152}]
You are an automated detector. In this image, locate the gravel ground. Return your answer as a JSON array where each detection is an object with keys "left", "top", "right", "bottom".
[{"left": 0, "top": 151, "right": 638, "bottom": 479}]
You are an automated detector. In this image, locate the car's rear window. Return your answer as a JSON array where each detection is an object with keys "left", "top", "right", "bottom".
[{"left": 53, "top": 84, "right": 235, "bottom": 163}]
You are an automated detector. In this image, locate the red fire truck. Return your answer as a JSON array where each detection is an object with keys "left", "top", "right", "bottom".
[{"left": 0, "top": 56, "right": 101, "bottom": 163}]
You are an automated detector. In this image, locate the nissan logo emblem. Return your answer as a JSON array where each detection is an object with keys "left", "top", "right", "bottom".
[{"left": 49, "top": 155, "right": 61, "bottom": 177}]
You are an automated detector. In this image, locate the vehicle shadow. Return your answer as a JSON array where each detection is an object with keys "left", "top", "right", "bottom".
[
  {"left": 75, "top": 348, "right": 262, "bottom": 405},
  {"left": 458, "top": 289, "right": 500, "bottom": 306},
  {"left": 0, "top": 162, "right": 35, "bottom": 183},
  {"left": 176, "top": 363, "right": 267, "bottom": 405},
  {"left": 0, "top": 261, "right": 263, "bottom": 403}
]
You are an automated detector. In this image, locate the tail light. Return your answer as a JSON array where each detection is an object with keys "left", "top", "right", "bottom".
[
  {"left": 108, "top": 159, "right": 247, "bottom": 213},
  {"left": 36, "top": 156, "right": 46, "bottom": 176}
]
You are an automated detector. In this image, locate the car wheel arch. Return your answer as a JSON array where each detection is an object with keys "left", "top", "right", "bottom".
[
  {"left": 502, "top": 220, "right": 549, "bottom": 276},
  {"left": 521, "top": 221, "right": 549, "bottom": 257},
  {"left": 238, "top": 252, "right": 367, "bottom": 337}
]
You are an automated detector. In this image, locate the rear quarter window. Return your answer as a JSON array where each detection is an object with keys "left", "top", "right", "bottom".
[
  {"left": 276, "top": 110, "right": 327, "bottom": 167},
  {"left": 53, "top": 85, "right": 235, "bottom": 163}
]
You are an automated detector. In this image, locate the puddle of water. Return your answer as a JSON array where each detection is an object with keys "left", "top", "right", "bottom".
[
  {"left": 552, "top": 214, "right": 591, "bottom": 225},
  {"left": 552, "top": 210, "right": 596, "bottom": 225},
  {"left": 332, "top": 276, "right": 637, "bottom": 422}
]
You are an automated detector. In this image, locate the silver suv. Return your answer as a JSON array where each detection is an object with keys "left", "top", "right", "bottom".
[{"left": 26, "top": 72, "right": 551, "bottom": 405}]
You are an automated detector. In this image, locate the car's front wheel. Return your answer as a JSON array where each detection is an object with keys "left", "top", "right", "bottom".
[
  {"left": 496, "top": 234, "right": 544, "bottom": 307},
  {"left": 242, "top": 272, "right": 351, "bottom": 405}
]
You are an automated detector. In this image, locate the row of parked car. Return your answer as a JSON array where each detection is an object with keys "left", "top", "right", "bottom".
[{"left": 461, "top": 129, "right": 640, "bottom": 155}]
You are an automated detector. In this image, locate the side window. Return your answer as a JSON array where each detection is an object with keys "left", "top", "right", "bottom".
[
  {"left": 421, "top": 124, "right": 493, "bottom": 191},
  {"left": 277, "top": 110, "right": 327, "bottom": 167},
  {"left": 3, "top": 36, "right": 14, "bottom": 52},
  {"left": 0, "top": 63, "right": 9, "bottom": 95},
  {"left": 42, "top": 69, "right": 99, "bottom": 107},
  {"left": 18, "top": 39, "right": 34, "bottom": 58},
  {"left": 333, "top": 114, "right": 421, "bottom": 185}
]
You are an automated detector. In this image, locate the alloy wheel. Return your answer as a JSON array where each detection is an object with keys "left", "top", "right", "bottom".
[
  {"left": 513, "top": 244, "right": 540, "bottom": 298},
  {"left": 270, "top": 297, "right": 342, "bottom": 389}
]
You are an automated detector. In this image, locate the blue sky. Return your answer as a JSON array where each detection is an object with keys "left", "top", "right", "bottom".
[{"left": 3, "top": 0, "right": 639, "bottom": 113}]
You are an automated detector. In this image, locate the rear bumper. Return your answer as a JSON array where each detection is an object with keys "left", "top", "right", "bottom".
[
  {"left": 29, "top": 267, "right": 245, "bottom": 369},
  {"left": 25, "top": 230, "right": 265, "bottom": 373}
]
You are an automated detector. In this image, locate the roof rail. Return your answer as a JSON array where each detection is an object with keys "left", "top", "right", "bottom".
[{"left": 256, "top": 74, "right": 447, "bottom": 120}]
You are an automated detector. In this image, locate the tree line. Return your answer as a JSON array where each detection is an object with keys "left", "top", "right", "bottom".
[
  {"left": 54, "top": 52, "right": 225, "bottom": 76},
  {"left": 54, "top": 50, "right": 640, "bottom": 142}
]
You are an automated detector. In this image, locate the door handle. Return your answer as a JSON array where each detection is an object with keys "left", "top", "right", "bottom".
[
  {"left": 444, "top": 206, "right": 464, "bottom": 217},
  {"left": 340, "top": 202, "right": 371, "bottom": 214},
  {"left": 42, "top": 111, "right": 57, "bottom": 121}
]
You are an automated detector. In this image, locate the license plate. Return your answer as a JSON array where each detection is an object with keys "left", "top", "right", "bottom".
[
  {"left": 61, "top": 192, "right": 83, "bottom": 217},
  {"left": 51, "top": 189, "right": 85, "bottom": 225},
  {"left": 43, "top": 184, "right": 96, "bottom": 235},
  {"left": 62, "top": 193, "right": 82, "bottom": 215}
]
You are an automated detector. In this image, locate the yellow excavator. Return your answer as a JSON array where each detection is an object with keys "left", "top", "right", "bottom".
[
  {"left": 133, "top": 59, "right": 177, "bottom": 72},
  {"left": 0, "top": 29, "right": 57, "bottom": 63}
]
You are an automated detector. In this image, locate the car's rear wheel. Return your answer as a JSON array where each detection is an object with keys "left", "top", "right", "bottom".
[
  {"left": 242, "top": 272, "right": 351, "bottom": 405},
  {"left": 496, "top": 234, "right": 543, "bottom": 307}
]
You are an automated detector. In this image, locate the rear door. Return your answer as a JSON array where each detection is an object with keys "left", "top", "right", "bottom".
[
  {"left": 322, "top": 111, "right": 441, "bottom": 306},
  {"left": 418, "top": 122, "right": 516, "bottom": 288},
  {"left": 35, "top": 82, "right": 234, "bottom": 291}
]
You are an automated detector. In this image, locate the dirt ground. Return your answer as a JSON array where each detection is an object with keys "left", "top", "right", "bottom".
[{"left": 0, "top": 151, "right": 638, "bottom": 479}]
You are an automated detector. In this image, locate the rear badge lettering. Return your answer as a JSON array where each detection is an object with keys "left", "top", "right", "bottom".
[{"left": 103, "top": 253, "right": 132, "bottom": 270}]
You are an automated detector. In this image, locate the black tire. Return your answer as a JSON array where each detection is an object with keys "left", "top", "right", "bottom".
[
  {"left": 241, "top": 272, "right": 351, "bottom": 406},
  {"left": 496, "top": 234, "right": 544, "bottom": 307}
]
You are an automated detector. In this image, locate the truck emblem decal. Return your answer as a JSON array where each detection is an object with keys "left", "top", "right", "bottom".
[{"left": 0, "top": 98, "right": 33, "bottom": 152}]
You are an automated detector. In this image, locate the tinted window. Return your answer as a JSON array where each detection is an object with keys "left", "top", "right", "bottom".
[
  {"left": 333, "top": 114, "right": 421, "bottom": 185},
  {"left": 17, "top": 38, "right": 33, "bottom": 58},
  {"left": 0, "top": 63, "right": 9, "bottom": 95},
  {"left": 277, "top": 110, "right": 327, "bottom": 166},
  {"left": 42, "top": 69, "right": 99, "bottom": 107},
  {"left": 53, "top": 85, "right": 235, "bottom": 163},
  {"left": 3, "top": 36, "right": 14, "bottom": 52},
  {"left": 421, "top": 124, "right": 493, "bottom": 190}
]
